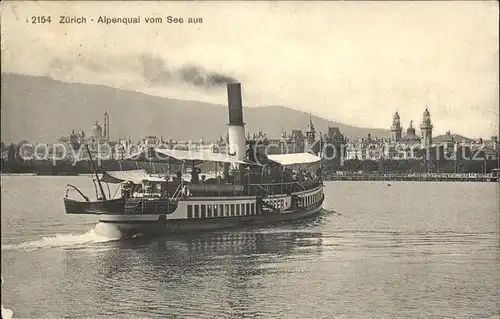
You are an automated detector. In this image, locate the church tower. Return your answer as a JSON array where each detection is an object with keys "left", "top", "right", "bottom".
[
  {"left": 420, "top": 108, "right": 433, "bottom": 148},
  {"left": 304, "top": 114, "right": 316, "bottom": 153},
  {"left": 390, "top": 111, "right": 402, "bottom": 143},
  {"left": 103, "top": 110, "right": 110, "bottom": 142}
]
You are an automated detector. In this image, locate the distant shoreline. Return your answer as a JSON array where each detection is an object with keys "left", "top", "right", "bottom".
[
  {"left": 0, "top": 172, "right": 85, "bottom": 176},
  {"left": 323, "top": 173, "right": 499, "bottom": 183}
]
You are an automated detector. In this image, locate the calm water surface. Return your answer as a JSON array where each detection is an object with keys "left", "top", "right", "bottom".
[{"left": 1, "top": 176, "right": 499, "bottom": 319}]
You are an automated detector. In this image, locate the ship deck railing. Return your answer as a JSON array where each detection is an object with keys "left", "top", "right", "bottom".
[{"left": 184, "top": 179, "right": 322, "bottom": 198}]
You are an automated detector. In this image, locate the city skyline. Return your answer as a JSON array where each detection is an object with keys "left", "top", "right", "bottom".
[
  {"left": 1, "top": 1, "right": 498, "bottom": 138},
  {"left": 4, "top": 106, "right": 496, "bottom": 149},
  {"left": 0, "top": 100, "right": 497, "bottom": 146}
]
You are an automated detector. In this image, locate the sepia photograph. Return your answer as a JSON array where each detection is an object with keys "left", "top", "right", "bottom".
[{"left": 1, "top": 1, "right": 499, "bottom": 318}]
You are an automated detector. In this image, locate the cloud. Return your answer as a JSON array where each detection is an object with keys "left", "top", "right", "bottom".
[{"left": 49, "top": 54, "right": 110, "bottom": 75}]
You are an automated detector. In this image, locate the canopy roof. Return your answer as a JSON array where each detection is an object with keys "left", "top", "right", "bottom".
[
  {"left": 100, "top": 169, "right": 165, "bottom": 184},
  {"left": 125, "top": 148, "right": 249, "bottom": 165},
  {"left": 267, "top": 152, "right": 322, "bottom": 165}
]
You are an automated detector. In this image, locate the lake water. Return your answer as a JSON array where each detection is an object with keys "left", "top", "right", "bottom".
[{"left": 1, "top": 176, "right": 499, "bottom": 319}]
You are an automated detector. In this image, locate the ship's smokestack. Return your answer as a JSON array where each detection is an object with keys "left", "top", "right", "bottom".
[
  {"left": 227, "top": 83, "right": 246, "bottom": 161},
  {"left": 227, "top": 83, "right": 244, "bottom": 125}
]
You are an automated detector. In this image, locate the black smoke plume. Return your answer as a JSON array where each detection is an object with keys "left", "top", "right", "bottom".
[
  {"left": 140, "top": 54, "right": 171, "bottom": 83},
  {"left": 49, "top": 53, "right": 238, "bottom": 88},
  {"left": 140, "top": 54, "right": 237, "bottom": 88}
]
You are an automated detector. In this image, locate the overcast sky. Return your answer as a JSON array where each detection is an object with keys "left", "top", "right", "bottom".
[{"left": 1, "top": 1, "right": 498, "bottom": 138}]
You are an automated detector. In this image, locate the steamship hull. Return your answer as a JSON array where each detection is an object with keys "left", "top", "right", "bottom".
[
  {"left": 64, "top": 197, "right": 125, "bottom": 214},
  {"left": 64, "top": 82, "right": 328, "bottom": 237},
  {"left": 98, "top": 196, "right": 324, "bottom": 237}
]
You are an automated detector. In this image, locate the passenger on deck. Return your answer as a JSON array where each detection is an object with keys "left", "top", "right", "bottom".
[
  {"left": 176, "top": 171, "right": 182, "bottom": 182},
  {"left": 121, "top": 181, "right": 133, "bottom": 200},
  {"left": 143, "top": 180, "right": 153, "bottom": 195},
  {"left": 297, "top": 172, "right": 305, "bottom": 181},
  {"left": 246, "top": 144, "right": 256, "bottom": 162},
  {"left": 191, "top": 168, "right": 200, "bottom": 184},
  {"left": 315, "top": 167, "right": 322, "bottom": 179}
]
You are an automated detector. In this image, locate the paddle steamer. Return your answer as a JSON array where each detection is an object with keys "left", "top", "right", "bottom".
[{"left": 64, "top": 83, "right": 324, "bottom": 236}]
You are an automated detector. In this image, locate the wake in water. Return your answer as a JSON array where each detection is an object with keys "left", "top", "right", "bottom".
[
  {"left": 1, "top": 304, "right": 14, "bottom": 319},
  {"left": 322, "top": 208, "right": 341, "bottom": 215},
  {"left": 2, "top": 277, "right": 14, "bottom": 319},
  {"left": 1, "top": 223, "right": 122, "bottom": 252}
]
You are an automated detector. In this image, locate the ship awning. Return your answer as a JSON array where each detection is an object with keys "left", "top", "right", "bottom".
[
  {"left": 100, "top": 169, "right": 166, "bottom": 184},
  {"left": 267, "top": 153, "right": 322, "bottom": 165},
  {"left": 124, "top": 148, "right": 251, "bottom": 165}
]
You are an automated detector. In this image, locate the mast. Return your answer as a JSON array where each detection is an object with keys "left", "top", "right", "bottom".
[
  {"left": 85, "top": 144, "right": 107, "bottom": 200},
  {"left": 319, "top": 132, "right": 323, "bottom": 179}
]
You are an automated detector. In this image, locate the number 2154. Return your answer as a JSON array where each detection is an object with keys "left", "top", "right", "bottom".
[{"left": 31, "top": 16, "right": 52, "bottom": 24}]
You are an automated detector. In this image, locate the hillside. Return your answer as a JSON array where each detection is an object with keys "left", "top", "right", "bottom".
[{"left": 1, "top": 73, "right": 390, "bottom": 143}]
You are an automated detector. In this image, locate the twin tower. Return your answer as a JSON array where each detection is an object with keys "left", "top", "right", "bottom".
[
  {"left": 227, "top": 84, "right": 435, "bottom": 155},
  {"left": 391, "top": 109, "right": 433, "bottom": 148}
]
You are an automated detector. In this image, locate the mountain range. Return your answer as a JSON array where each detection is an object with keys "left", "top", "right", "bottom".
[{"left": 1, "top": 73, "right": 392, "bottom": 144}]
